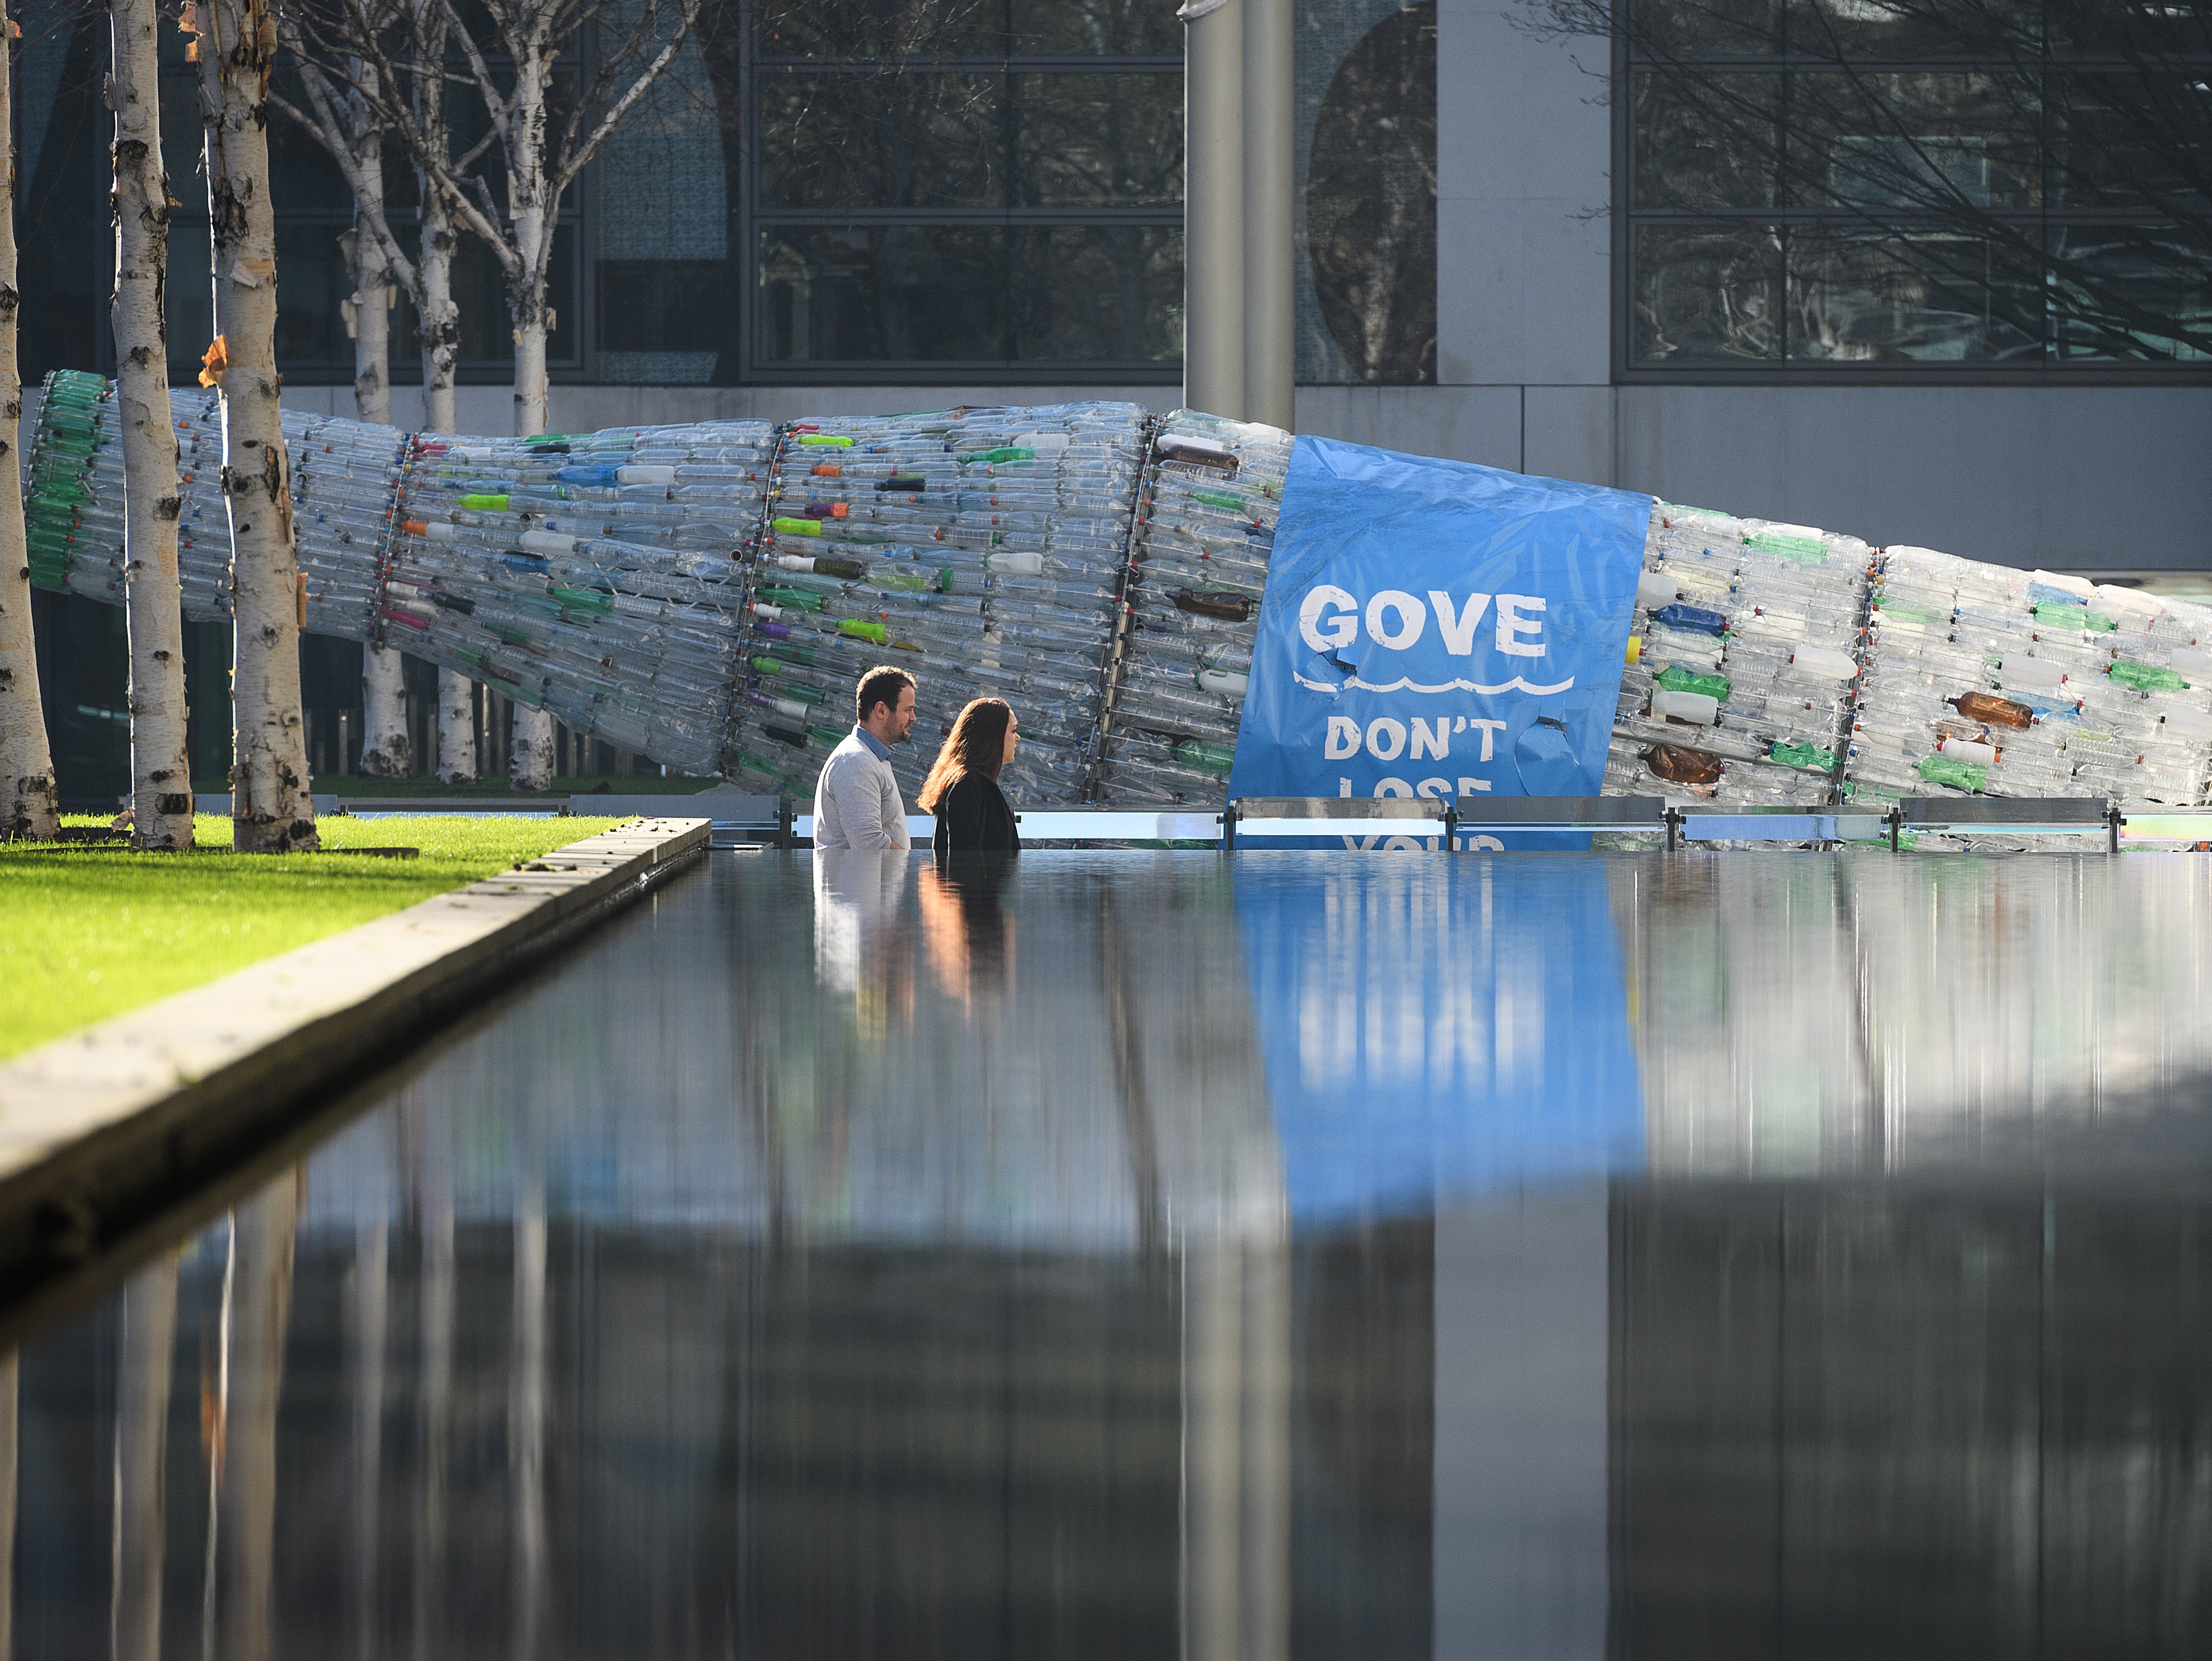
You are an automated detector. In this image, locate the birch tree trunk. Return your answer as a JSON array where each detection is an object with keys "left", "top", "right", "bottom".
[
  {"left": 112, "top": 0, "right": 195, "bottom": 848},
  {"left": 504, "top": 43, "right": 555, "bottom": 792},
  {"left": 0, "top": 0, "right": 58, "bottom": 841},
  {"left": 351, "top": 159, "right": 413, "bottom": 776},
  {"left": 412, "top": 0, "right": 477, "bottom": 785},
  {"left": 412, "top": 0, "right": 460, "bottom": 436},
  {"left": 436, "top": 670, "right": 475, "bottom": 783},
  {"left": 195, "top": 0, "right": 318, "bottom": 851}
]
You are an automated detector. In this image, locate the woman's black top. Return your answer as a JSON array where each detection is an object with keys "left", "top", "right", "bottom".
[{"left": 932, "top": 771, "right": 1020, "bottom": 857}]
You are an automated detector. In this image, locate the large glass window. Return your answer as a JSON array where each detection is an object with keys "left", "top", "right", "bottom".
[
  {"left": 1622, "top": 0, "right": 2212, "bottom": 375},
  {"left": 737, "top": 0, "right": 1184, "bottom": 380}
]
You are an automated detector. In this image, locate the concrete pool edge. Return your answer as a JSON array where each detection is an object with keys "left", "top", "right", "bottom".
[{"left": 0, "top": 816, "right": 710, "bottom": 1300}]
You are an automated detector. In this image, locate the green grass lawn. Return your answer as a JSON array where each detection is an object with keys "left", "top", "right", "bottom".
[
  {"left": 0, "top": 813, "right": 629, "bottom": 1063},
  {"left": 201, "top": 774, "right": 724, "bottom": 799}
]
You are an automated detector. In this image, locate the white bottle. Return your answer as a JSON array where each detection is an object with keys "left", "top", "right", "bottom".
[
  {"left": 1787, "top": 645, "right": 1859, "bottom": 681},
  {"left": 1650, "top": 688, "right": 1719, "bottom": 725},
  {"left": 1999, "top": 656, "right": 2066, "bottom": 690}
]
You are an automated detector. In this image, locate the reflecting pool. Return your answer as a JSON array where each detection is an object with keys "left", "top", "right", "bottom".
[{"left": 11, "top": 850, "right": 2212, "bottom": 1658}]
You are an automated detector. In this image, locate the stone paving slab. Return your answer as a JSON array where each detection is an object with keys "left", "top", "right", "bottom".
[{"left": 0, "top": 816, "right": 710, "bottom": 1297}]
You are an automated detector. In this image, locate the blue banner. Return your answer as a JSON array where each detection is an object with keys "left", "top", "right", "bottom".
[{"left": 1229, "top": 437, "right": 1653, "bottom": 846}]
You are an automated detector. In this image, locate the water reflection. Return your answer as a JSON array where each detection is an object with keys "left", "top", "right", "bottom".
[{"left": 4, "top": 850, "right": 2211, "bottom": 1658}]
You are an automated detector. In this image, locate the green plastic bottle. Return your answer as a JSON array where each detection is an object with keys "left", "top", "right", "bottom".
[
  {"left": 2032, "top": 602, "right": 2115, "bottom": 631},
  {"left": 1769, "top": 740, "right": 1837, "bottom": 771},
  {"left": 2109, "top": 660, "right": 2190, "bottom": 692},
  {"left": 839, "top": 618, "right": 888, "bottom": 645},
  {"left": 757, "top": 587, "right": 824, "bottom": 613},
  {"left": 1654, "top": 664, "right": 1731, "bottom": 702},
  {"left": 771, "top": 517, "right": 822, "bottom": 537},
  {"left": 1915, "top": 754, "right": 1987, "bottom": 793},
  {"left": 795, "top": 434, "right": 854, "bottom": 448},
  {"left": 958, "top": 446, "right": 1036, "bottom": 466},
  {"left": 1174, "top": 739, "right": 1234, "bottom": 775},
  {"left": 550, "top": 587, "right": 613, "bottom": 615},
  {"left": 458, "top": 493, "right": 510, "bottom": 511},
  {"left": 1191, "top": 487, "right": 1248, "bottom": 513},
  {"left": 1874, "top": 599, "right": 1942, "bottom": 625},
  {"left": 1745, "top": 529, "right": 1825, "bottom": 562}
]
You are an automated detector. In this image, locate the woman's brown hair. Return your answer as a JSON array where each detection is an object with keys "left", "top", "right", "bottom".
[{"left": 917, "top": 697, "right": 1012, "bottom": 812}]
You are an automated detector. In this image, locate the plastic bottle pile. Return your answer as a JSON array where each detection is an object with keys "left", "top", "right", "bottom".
[
  {"left": 377, "top": 417, "right": 772, "bottom": 771},
  {"left": 725, "top": 403, "right": 1147, "bottom": 807},
  {"left": 27, "top": 371, "right": 771, "bottom": 777},
  {"left": 23, "top": 372, "right": 2212, "bottom": 815},
  {"left": 1097, "top": 410, "right": 1291, "bottom": 804},
  {"left": 1848, "top": 545, "right": 2212, "bottom": 811},
  {"left": 1603, "top": 504, "right": 1873, "bottom": 807}
]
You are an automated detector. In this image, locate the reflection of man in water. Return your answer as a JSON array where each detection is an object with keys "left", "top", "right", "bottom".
[
  {"left": 815, "top": 666, "right": 918, "bottom": 851},
  {"left": 812, "top": 847, "right": 909, "bottom": 1000}
]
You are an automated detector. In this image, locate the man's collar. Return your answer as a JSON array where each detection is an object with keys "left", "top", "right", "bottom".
[{"left": 853, "top": 723, "right": 893, "bottom": 762}]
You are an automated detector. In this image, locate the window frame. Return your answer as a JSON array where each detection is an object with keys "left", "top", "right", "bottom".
[
  {"left": 1611, "top": 1, "right": 2212, "bottom": 385},
  {"left": 738, "top": 13, "right": 1185, "bottom": 384}
]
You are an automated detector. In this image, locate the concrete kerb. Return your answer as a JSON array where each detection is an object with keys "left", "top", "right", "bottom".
[{"left": 0, "top": 816, "right": 710, "bottom": 1308}]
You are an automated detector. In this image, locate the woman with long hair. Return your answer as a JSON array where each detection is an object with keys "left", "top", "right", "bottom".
[{"left": 917, "top": 697, "right": 1022, "bottom": 856}]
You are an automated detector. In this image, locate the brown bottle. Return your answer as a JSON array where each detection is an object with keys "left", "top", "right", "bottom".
[
  {"left": 1645, "top": 743, "right": 1724, "bottom": 785},
  {"left": 1948, "top": 691, "right": 2033, "bottom": 730},
  {"left": 1172, "top": 590, "right": 1252, "bottom": 622}
]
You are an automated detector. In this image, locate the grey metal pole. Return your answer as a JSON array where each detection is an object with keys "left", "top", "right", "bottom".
[
  {"left": 1183, "top": 0, "right": 1245, "bottom": 418},
  {"left": 1241, "top": 0, "right": 1294, "bottom": 431}
]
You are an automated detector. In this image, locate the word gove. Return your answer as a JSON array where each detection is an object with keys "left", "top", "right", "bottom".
[{"left": 1298, "top": 587, "right": 1549, "bottom": 657}]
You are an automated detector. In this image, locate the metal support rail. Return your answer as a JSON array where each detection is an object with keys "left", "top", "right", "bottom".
[
  {"left": 770, "top": 793, "right": 2180, "bottom": 853},
  {"left": 1885, "top": 795, "right": 2121, "bottom": 853}
]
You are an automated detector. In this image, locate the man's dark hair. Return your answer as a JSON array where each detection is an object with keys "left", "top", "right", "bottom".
[{"left": 856, "top": 665, "right": 917, "bottom": 725}]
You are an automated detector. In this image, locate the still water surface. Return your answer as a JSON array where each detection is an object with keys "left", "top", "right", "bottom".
[{"left": 15, "top": 850, "right": 2212, "bottom": 1659}]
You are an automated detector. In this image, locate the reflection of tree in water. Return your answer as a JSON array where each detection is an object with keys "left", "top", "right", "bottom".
[{"left": 1306, "top": 4, "right": 1437, "bottom": 385}]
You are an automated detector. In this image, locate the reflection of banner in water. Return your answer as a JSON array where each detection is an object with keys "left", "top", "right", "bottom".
[{"left": 1238, "top": 859, "right": 1647, "bottom": 1222}]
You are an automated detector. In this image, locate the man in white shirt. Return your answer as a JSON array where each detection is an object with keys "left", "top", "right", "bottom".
[{"left": 813, "top": 666, "right": 918, "bottom": 850}]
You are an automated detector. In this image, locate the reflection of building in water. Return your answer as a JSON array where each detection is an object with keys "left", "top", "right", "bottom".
[{"left": 1612, "top": 1181, "right": 2212, "bottom": 1656}]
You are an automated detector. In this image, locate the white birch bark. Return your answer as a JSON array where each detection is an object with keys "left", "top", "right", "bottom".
[
  {"left": 502, "top": 36, "right": 556, "bottom": 792},
  {"left": 0, "top": 0, "right": 57, "bottom": 841},
  {"left": 360, "top": 641, "right": 411, "bottom": 774},
  {"left": 436, "top": 668, "right": 475, "bottom": 783},
  {"left": 195, "top": 0, "right": 317, "bottom": 851},
  {"left": 411, "top": 0, "right": 472, "bottom": 780},
  {"left": 351, "top": 157, "right": 412, "bottom": 776},
  {"left": 112, "top": 0, "right": 195, "bottom": 848}
]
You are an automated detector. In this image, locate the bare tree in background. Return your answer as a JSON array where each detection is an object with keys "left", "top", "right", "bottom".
[
  {"left": 288, "top": 0, "right": 700, "bottom": 790},
  {"left": 193, "top": 0, "right": 319, "bottom": 851},
  {"left": 274, "top": 0, "right": 458, "bottom": 779},
  {"left": 0, "top": 0, "right": 56, "bottom": 840},
  {"left": 272, "top": 2, "right": 412, "bottom": 776},
  {"left": 111, "top": 0, "right": 195, "bottom": 846},
  {"left": 1530, "top": 0, "right": 2212, "bottom": 364}
]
